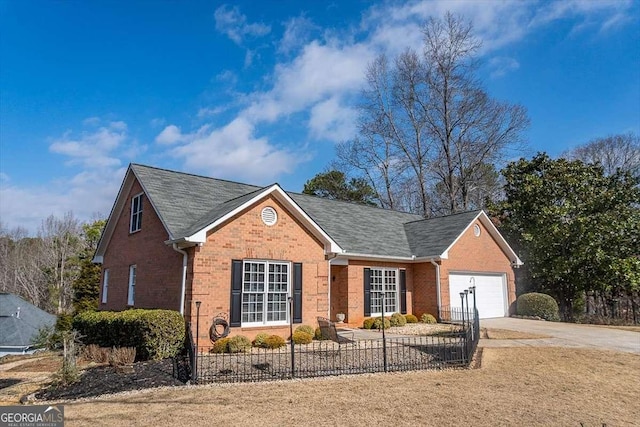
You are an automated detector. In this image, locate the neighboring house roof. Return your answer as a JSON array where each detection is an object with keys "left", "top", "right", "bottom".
[
  {"left": 94, "top": 164, "right": 522, "bottom": 264},
  {"left": 0, "top": 293, "right": 56, "bottom": 348}
]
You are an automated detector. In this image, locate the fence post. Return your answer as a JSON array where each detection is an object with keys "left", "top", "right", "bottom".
[
  {"left": 289, "top": 296, "right": 295, "bottom": 378},
  {"left": 194, "top": 301, "right": 201, "bottom": 382},
  {"left": 381, "top": 293, "right": 387, "bottom": 372}
]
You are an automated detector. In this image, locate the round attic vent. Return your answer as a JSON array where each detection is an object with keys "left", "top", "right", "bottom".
[
  {"left": 261, "top": 207, "right": 278, "bottom": 226},
  {"left": 473, "top": 224, "right": 481, "bottom": 237}
]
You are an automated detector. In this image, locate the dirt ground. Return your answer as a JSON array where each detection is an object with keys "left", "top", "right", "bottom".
[
  {"left": 481, "top": 328, "right": 551, "bottom": 340},
  {"left": 57, "top": 347, "right": 640, "bottom": 427}
]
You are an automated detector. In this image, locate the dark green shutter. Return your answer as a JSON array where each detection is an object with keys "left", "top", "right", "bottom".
[
  {"left": 400, "top": 269, "right": 407, "bottom": 314},
  {"left": 293, "top": 263, "right": 303, "bottom": 323},
  {"left": 230, "top": 260, "right": 243, "bottom": 327},
  {"left": 363, "top": 268, "right": 371, "bottom": 317}
]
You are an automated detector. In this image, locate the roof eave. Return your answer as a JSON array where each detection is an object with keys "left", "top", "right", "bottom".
[{"left": 336, "top": 252, "right": 443, "bottom": 263}]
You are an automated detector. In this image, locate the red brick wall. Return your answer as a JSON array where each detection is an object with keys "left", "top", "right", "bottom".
[
  {"left": 440, "top": 219, "right": 517, "bottom": 313},
  {"left": 334, "top": 260, "right": 415, "bottom": 327},
  {"left": 100, "top": 178, "right": 183, "bottom": 312},
  {"left": 186, "top": 195, "right": 329, "bottom": 343},
  {"left": 412, "top": 262, "right": 438, "bottom": 319}
]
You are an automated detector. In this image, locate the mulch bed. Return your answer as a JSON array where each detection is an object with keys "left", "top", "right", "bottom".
[{"left": 35, "top": 359, "right": 185, "bottom": 401}]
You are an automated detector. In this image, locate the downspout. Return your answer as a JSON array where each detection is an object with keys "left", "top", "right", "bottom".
[
  {"left": 172, "top": 243, "right": 188, "bottom": 316},
  {"left": 327, "top": 253, "right": 337, "bottom": 319},
  {"left": 430, "top": 258, "right": 442, "bottom": 320}
]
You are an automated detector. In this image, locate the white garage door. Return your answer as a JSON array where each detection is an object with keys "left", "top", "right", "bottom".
[{"left": 449, "top": 273, "right": 507, "bottom": 319}]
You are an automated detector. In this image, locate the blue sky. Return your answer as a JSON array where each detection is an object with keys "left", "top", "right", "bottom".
[{"left": 1, "top": 0, "right": 639, "bottom": 233}]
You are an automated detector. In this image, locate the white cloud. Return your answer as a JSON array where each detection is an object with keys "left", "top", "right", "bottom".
[
  {"left": 214, "top": 5, "right": 271, "bottom": 45},
  {"left": 49, "top": 121, "right": 128, "bottom": 168},
  {"left": 197, "top": 106, "right": 226, "bottom": 118},
  {"left": 170, "top": 117, "right": 303, "bottom": 183},
  {"left": 150, "top": 117, "right": 166, "bottom": 128},
  {"left": 155, "top": 125, "right": 185, "bottom": 145},
  {"left": 82, "top": 116, "right": 101, "bottom": 126},
  {"left": 278, "top": 15, "right": 319, "bottom": 55},
  {"left": 488, "top": 56, "right": 520, "bottom": 78},
  {"left": 0, "top": 172, "right": 8, "bottom": 183},
  {"left": 309, "top": 97, "right": 358, "bottom": 142}
]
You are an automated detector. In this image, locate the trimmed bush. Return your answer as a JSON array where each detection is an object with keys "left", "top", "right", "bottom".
[
  {"left": 362, "top": 318, "right": 376, "bottom": 329},
  {"left": 373, "top": 317, "right": 391, "bottom": 330},
  {"left": 295, "top": 325, "right": 315, "bottom": 336},
  {"left": 517, "top": 293, "right": 560, "bottom": 321},
  {"left": 389, "top": 312, "right": 406, "bottom": 327},
  {"left": 109, "top": 347, "right": 136, "bottom": 366},
  {"left": 253, "top": 333, "right": 270, "bottom": 347},
  {"left": 73, "top": 309, "right": 185, "bottom": 361},
  {"left": 314, "top": 327, "right": 326, "bottom": 340},
  {"left": 420, "top": 313, "right": 437, "bottom": 324},
  {"left": 227, "top": 335, "right": 252, "bottom": 353},
  {"left": 263, "top": 335, "right": 286, "bottom": 349},
  {"left": 404, "top": 314, "right": 418, "bottom": 323},
  {"left": 211, "top": 337, "right": 231, "bottom": 353},
  {"left": 292, "top": 331, "right": 313, "bottom": 344}
]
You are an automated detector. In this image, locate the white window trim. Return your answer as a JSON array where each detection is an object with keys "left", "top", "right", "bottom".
[
  {"left": 127, "top": 265, "right": 136, "bottom": 306},
  {"left": 370, "top": 267, "right": 399, "bottom": 317},
  {"left": 101, "top": 269, "right": 109, "bottom": 304},
  {"left": 241, "top": 260, "right": 291, "bottom": 328},
  {"left": 130, "top": 192, "right": 143, "bottom": 233}
]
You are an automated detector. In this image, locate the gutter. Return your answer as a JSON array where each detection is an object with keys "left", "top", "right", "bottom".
[
  {"left": 326, "top": 253, "right": 338, "bottom": 319},
  {"left": 430, "top": 258, "right": 442, "bottom": 320},
  {"left": 336, "top": 252, "right": 442, "bottom": 263},
  {"left": 172, "top": 244, "right": 188, "bottom": 316}
]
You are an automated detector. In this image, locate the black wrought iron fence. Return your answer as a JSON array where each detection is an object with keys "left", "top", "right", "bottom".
[{"left": 175, "top": 308, "right": 480, "bottom": 385}]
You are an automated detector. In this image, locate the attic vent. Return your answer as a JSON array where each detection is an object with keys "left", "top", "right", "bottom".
[
  {"left": 473, "top": 224, "right": 481, "bottom": 237},
  {"left": 261, "top": 207, "right": 278, "bottom": 226}
]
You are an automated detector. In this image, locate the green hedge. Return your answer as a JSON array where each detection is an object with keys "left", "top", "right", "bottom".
[
  {"left": 516, "top": 293, "right": 560, "bottom": 321},
  {"left": 73, "top": 309, "right": 185, "bottom": 360}
]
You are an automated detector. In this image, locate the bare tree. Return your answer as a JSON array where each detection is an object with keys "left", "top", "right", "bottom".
[
  {"left": 39, "top": 212, "right": 82, "bottom": 314},
  {"left": 340, "top": 12, "right": 528, "bottom": 216},
  {"left": 563, "top": 132, "right": 640, "bottom": 178}
]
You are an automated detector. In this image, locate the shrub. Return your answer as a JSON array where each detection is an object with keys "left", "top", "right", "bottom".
[
  {"left": 362, "top": 318, "right": 376, "bottom": 329},
  {"left": 373, "top": 317, "right": 391, "bottom": 330},
  {"left": 227, "top": 335, "right": 252, "bottom": 353},
  {"left": 73, "top": 309, "right": 185, "bottom": 360},
  {"left": 314, "top": 327, "right": 326, "bottom": 340},
  {"left": 292, "top": 331, "right": 313, "bottom": 344},
  {"left": 389, "top": 312, "right": 406, "bottom": 327},
  {"left": 404, "top": 314, "right": 418, "bottom": 323},
  {"left": 263, "top": 335, "right": 286, "bottom": 349},
  {"left": 109, "top": 347, "right": 136, "bottom": 366},
  {"left": 295, "top": 325, "right": 315, "bottom": 336},
  {"left": 253, "top": 333, "right": 270, "bottom": 347},
  {"left": 420, "top": 313, "right": 437, "bottom": 324},
  {"left": 81, "top": 344, "right": 110, "bottom": 363},
  {"left": 517, "top": 293, "right": 560, "bottom": 321},
  {"left": 55, "top": 313, "right": 74, "bottom": 332},
  {"left": 211, "top": 337, "right": 231, "bottom": 353}
]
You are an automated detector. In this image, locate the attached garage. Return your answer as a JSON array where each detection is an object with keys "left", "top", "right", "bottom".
[{"left": 449, "top": 273, "right": 508, "bottom": 319}]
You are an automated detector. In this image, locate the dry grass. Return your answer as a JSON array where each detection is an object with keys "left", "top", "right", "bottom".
[
  {"left": 61, "top": 347, "right": 640, "bottom": 426},
  {"left": 481, "top": 328, "right": 552, "bottom": 340},
  {"left": 592, "top": 325, "right": 640, "bottom": 333},
  {"left": 0, "top": 355, "right": 63, "bottom": 405}
]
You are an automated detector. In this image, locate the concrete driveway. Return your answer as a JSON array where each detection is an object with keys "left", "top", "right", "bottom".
[{"left": 480, "top": 317, "right": 640, "bottom": 354}]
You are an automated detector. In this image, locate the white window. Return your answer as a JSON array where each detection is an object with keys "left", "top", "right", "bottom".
[
  {"left": 101, "top": 269, "right": 109, "bottom": 304},
  {"left": 242, "top": 260, "right": 289, "bottom": 326},
  {"left": 130, "top": 193, "right": 143, "bottom": 233},
  {"left": 370, "top": 268, "right": 398, "bottom": 316},
  {"left": 127, "top": 265, "right": 136, "bottom": 306}
]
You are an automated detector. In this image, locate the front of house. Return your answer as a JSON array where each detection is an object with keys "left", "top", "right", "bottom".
[{"left": 94, "top": 164, "right": 522, "bottom": 343}]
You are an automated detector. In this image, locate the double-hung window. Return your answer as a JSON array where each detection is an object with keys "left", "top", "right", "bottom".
[
  {"left": 101, "top": 269, "right": 109, "bottom": 304},
  {"left": 130, "top": 193, "right": 143, "bottom": 233},
  {"left": 127, "top": 265, "right": 136, "bottom": 306},
  {"left": 242, "top": 260, "right": 289, "bottom": 326},
  {"left": 370, "top": 268, "right": 398, "bottom": 316}
]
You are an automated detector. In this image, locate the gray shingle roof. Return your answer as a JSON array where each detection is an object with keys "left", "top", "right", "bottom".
[
  {"left": 404, "top": 210, "right": 482, "bottom": 258},
  {"left": 0, "top": 293, "right": 56, "bottom": 348},
  {"left": 128, "top": 164, "right": 482, "bottom": 259}
]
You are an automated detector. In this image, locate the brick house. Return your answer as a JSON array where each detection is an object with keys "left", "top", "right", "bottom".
[{"left": 94, "top": 164, "right": 522, "bottom": 342}]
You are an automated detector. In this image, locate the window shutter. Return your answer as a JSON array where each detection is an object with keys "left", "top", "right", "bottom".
[
  {"left": 293, "top": 263, "right": 303, "bottom": 324},
  {"left": 230, "top": 260, "right": 243, "bottom": 327},
  {"left": 400, "top": 269, "right": 407, "bottom": 314},
  {"left": 363, "top": 268, "right": 371, "bottom": 317}
]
